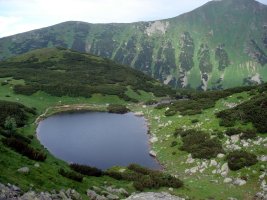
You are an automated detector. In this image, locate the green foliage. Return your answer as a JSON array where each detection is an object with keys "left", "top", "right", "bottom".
[
  {"left": 58, "top": 168, "right": 83, "bottom": 182},
  {"left": 0, "top": 48, "right": 174, "bottom": 100},
  {"left": 0, "top": 100, "right": 36, "bottom": 128},
  {"left": 217, "top": 93, "right": 267, "bottom": 133},
  {"left": 191, "top": 119, "right": 199, "bottom": 124},
  {"left": 70, "top": 163, "right": 102, "bottom": 177},
  {"left": 226, "top": 150, "right": 258, "bottom": 171},
  {"left": 107, "top": 104, "right": 129, "bottom": 114},
  {"left": 170, "top": 141, "right": 178, "bottom": 147},
  {"left": 225, "top": 128, "right": 242, "bottom": 136},
  {"left": 107, "top": 164, "right": 183, "bottom": 191},
  {"left": 180, "top": 131, "right": 224, "bottom": 159},
  {"left": 4, "top": 116, "right": 17, "bottom": 133},
  {"left": 240, "top": 129, "right": 257, "bottom": 140},
  {"left": 157, "top": 85, "right": 255, "bottom": 116},
  {"left": 2, "top": 137, "right": 47, "bottom": 161}
]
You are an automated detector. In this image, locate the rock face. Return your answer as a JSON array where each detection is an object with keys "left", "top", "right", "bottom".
[{"left": 125, "top": 192, "right": 185, "bottom": 200}]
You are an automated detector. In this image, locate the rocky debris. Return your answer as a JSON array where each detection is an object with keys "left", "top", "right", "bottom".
[
  {"left": 221, "top": 163, "right": 229, "bottom": 177},
  {"left": 134, "top": 112, "right": 144, "bottom": 116},
  {"left": 224, "top": 177, "right": 233, "bottom": 183},
  {"left": 34, "top": 163, "right": 40, "bottom": 168},
  {"left": 104, "top": 186, "right": 128, "bottom": 196},
  {"left": 258, "top": 155, "right": 267, "bottom": 162},
  {"left": 0, "top": 183, "right": 82, "bottom": 200},
  {"left": 230, "top": 135, "right": 240, "bottom": 143},
  {"left": 186, "top": 154, "right": 195, "bottom": 164},
  {"left": 149, "top": 150, "right": 157, "bottom": 157},
  {"left": 217, "top": 153, "right": 225, "bottom": 158},
  {"left": 254, "top": 179, "right": 267, "bottom": 199},
  {"left": 145, "top": 21, "right": 169, "bottom": 36},
  {"left": 87, "top": 189, "right": 108, "bottom": 200},
  {"left": 210, "top": 160, "right": 218, "bottom": 167},
  {"left": 150, "top": 135, "right": 158, "bottom": 143},
  {"left": 233, "top": 178, "right": 247, "bottom": 186},
  {"left": 125, "top": 192, "right": 185, "bottom": 200},
  {"left": 17, "top": 167, "right": 30, "bottom": 173}
]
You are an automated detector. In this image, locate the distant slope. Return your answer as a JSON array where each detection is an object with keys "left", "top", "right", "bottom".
[
  {"left": 0, "top": 0, "right": 267, "bottom": 90},
  {"left": 0, "top": 48, "right": 174, "bottom": 100}
]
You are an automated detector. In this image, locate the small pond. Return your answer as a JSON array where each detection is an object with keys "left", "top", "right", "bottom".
[{"left": 37, "top": 112, "right": 161, "bottom": 170}]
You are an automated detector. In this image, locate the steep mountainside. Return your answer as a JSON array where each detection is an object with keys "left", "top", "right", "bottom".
[
  {"left": 0, "top": 48, "right": 174, "bottom": 100},
  {"left": 0, "top": 0, "right": 267, "bottom": 90}
]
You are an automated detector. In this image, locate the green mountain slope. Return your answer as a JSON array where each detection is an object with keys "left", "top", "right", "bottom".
[
  {"left": 0, "top": 0, "right": 267, "bottom": 90},
  {"left": 0, "top": 48, "right": 174, "bottom": 100}
]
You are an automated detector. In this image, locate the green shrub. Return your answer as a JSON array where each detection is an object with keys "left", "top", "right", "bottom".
[
  {"left": 58, "top": 168, "right": 83, "bottom": 182},
  {"left": 2, "top": 137, "right": 46, "bottom": 161},
  {"left": 107, "top": 104, "right": 129, "bottom": 114},
  {"left": 225, "top": 128, "right": 242, "bottom": 136},
  {"left": 145, "top": 99, "right": 158, "bottom": 105},
  {"left": 170, "top": 141, "right": 178, "bottom": 147},
  {"left": 180, "top": 131, "right": 224, "bottom": 159},
  {"left": 107, "top": 164, "right": 183, "bottom": 191},
  {"left": 191, "top": 119, "right": 199, "bottom": 124},
  {"left": 70, "top": 163, "right": 102, "bottom": 177},
  {"left": 226, "top": 150, "right": 258, "bottom": 171},
  {"left": 240, "top": 129, "right": 257, "bottom": 140}
]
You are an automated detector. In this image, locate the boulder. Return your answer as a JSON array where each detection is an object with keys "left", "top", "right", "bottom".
[
  {"left": 221, "top": 163, "right": 229, "bottom": 174},
  {"left": 210, "top": 160, "right": 218, "bottom": 167},
  {"left": 34, "top": 163, "right": 40, "bottom": 168},
  {"left": 149, "top": 150, "right": 157, "bottom": 157},
  {"left": 186, "top": 154, "right": 195, "bottom": 164},
  {"left": 17, "top": 167, "right": 30, "bottom": 173},
  {"left": 125, "top": 192, "right": 185, "bottom": 200},
  {"left": 106, "top": 193, "right": 119, "bottom": 200},
  {"left": 233, "top": 178, "right": 247, "bottom": 186},
  {"left": 224, "top": 178, "right": 233, "bottom": 183},
  {"left": 258, "top": 155, "right": 267, "bottom": 162},
  {"left": 217, "top": 153, "right": 225, "bottom": 158}
]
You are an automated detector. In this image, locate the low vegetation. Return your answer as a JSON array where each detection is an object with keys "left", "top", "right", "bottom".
[
  {"left": 174, "top": 129, "right": 224, "bottom": 159},
  {"left": 217, "top": 93, "right": 267, "bottom": 133},
  {"left": 2, "top": 137, "right": 47, "bottom": 161},
  {"left": 107, "top": 104, "right": 130, "bottom": 114},
  {"left": 106, "top": 164, "right": 183, "bottom": 191},
  {"left": 70, "top": 163, "right": 103, "bottom": 177},
  {"left": 226, "top": 150, "right": 258, "bottom": 171},
  {"left": 58, "top": 168, "right": 83, "bottom": 182}
]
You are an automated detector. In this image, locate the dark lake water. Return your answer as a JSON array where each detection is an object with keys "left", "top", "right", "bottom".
[{"left": 37, "top": 112, "right": 161, "bottom": 170}]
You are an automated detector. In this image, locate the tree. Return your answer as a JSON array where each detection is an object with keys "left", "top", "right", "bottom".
[{"left": 4, "top": 116, "right": 17, "bottom": 134}]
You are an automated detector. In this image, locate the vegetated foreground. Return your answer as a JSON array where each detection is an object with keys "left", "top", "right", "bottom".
[
  {"left": 0, "top": 48, "right": 266, "bottom": 199},
  {"left": 0, "top": 71, "right": 266, "bottom": 199}
]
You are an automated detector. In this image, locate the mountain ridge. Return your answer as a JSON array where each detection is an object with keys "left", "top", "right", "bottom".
[{"left": 0, "top": 0, "right": 267, "bottom": 90}]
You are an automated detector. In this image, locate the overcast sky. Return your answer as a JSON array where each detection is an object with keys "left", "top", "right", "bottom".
[{"left": 0, "top": 0, "right": 267, "bottom": 38}]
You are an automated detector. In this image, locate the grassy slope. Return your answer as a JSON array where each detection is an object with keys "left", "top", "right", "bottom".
[
  {"left": 0, "top": 0, "right": 266, "bottom": 89},
  {"left": 0, "top": 76, "right": 266, "bottom": 199},
  {"left": 131, "top": 91, "right": 267, "bottom": 199}
]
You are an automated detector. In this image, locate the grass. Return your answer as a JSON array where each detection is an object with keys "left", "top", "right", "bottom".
[{"left": 0, "top": 78, "right": 266, "bottom": 199}]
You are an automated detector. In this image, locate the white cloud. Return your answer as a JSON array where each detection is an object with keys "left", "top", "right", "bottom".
[{"left": 0, "top": 0, "right": 267, "bottom": 37}]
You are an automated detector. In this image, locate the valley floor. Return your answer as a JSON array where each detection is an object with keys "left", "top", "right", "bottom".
[{"left": 0, "top": 79, "right": 266, "bottom": 200}]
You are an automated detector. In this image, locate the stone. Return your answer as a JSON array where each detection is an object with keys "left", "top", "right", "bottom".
[
  {"left": 125, "top": 192, "right": 185, "bottom": 200},
  {"left": 258, "top": 155, "right": 267, "bottom": 162},
  {"left": 106, "top": 193, "right": 119, "bottom": 200},
  {"left": 217, "top": 153, "right": 225, "bottom": 158},
  {"left": 233, "top": 178, "right": 247, "bottom": 186},
  {"left": 221, "top": 163, "right": 229, "bottom": 173},
  {"left": 34, "top": 163, "right": 40, "bottom": 168},
  {"left": 224, "top": 178, "right": 233, "bottom": 183},
  {"left": 150, "top": 136, "right": 158, "bottom": 143},
  {"left": 210, "top": 160, "right": 218, "bottom": 167},
  {"left": 17, "top": 167, "right": 30, "bottom": 173},
  {"left": 186, "top": 154, "right": 195, "bottom": 164},
  {"left": 149, "top": 150, "right": 157, "bottom": 157}
]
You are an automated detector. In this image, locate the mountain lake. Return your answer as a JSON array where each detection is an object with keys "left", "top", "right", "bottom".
[{"left": 37, "top": 111, "right": 161, "bottom": 170}]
